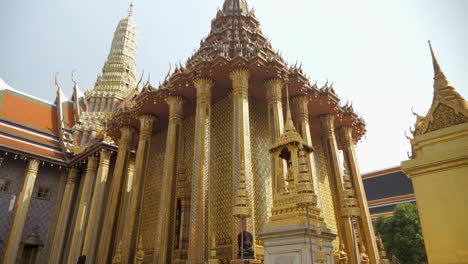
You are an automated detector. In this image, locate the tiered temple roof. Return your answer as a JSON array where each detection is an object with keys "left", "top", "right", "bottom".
[{"left": 108, "top": 1, "right": 366, "bottom": 145}]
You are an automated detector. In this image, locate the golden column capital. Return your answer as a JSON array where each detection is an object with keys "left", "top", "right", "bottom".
[
  {"left": 167, "top": 95, "right": 186, "bottom": 121},
  {"left": 66, "top": 168, "right": 79, "bottom": 184},
  {"left": 138, "top": 114, "right": 157, "bottom": 140},
  {"left": 319, "top": 114, "right": 336, "bottom": 138},
  {"left": 291, "top": 95, "right": 310, "bottom": 121},
  {"left": 339, "top": 126, "right": 355, "bottom": 146},
  {"left": 194, "top": 78, "right": 214, "bottom": 103},
  {"left": 29, "top": 158, "right": 40, "bottom": 168},
  {"left": 87, "top": 155, "right": 98, "bottom": 171},
  {"left": 120, "top": 126, "right": 136, "bottom": 142},
  {"left": 265, "top": 78, "right": 284, "bottom": 103},
  {"left": 99, "top": 149, "right": 112, "bottom": 165},
  {"left": 230, "top": 68, "right": 250, "bottom": 96}
]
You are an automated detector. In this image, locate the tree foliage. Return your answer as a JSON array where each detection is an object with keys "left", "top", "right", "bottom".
[{"left": 373, "top": 203, "right": 427, "bottom": 264}]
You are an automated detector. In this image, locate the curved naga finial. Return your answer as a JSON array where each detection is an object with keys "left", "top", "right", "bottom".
[
  {"left": 164, "top": 63, "right": 172, "bottom": 82},
  {"left": 71, "top": 70, "right": 77, "bottom": 87},
  {"left": 411, "top": 107, "right": 422, "bottom": 118},
  {"left": 136, "top": 69, "right": 145, "bottom": 90},
  {"left": 404, "top": 131, "right": 412, "bottom": 140},
  {"left": 54, "top": 72, "right": 61, "bottom": 90},
  {"left": 145, "top": 72, "right": 151, "bottom": 87}
]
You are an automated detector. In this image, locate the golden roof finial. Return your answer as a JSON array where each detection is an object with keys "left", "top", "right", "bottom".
[
  {"left": 284, "top": 75, "right": 296, "bottom": 134},
  {"left": 427, "top": 41, "right": 466, "bottom": 103},
  {"left": 428, "top": 41, "right": 445, "bottom": 79}
]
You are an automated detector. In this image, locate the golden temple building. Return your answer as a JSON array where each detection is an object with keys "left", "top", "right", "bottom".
[
  {"left": 0, "top": 1, "right": 388, "bottom": 263},
  {"left": 402, "top": 42, "right": 468, "bottom": 264}
]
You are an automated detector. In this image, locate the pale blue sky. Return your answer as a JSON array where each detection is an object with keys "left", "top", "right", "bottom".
[{"left": 1, "top": 0, "right": 467, "bottom": 172}]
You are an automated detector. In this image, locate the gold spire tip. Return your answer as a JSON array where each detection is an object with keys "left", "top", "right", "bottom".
[{"left": 428, "top": 40, "right": 442, "bottom": 77}]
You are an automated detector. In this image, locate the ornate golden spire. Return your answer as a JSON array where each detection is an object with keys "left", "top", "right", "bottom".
[
  {"left": 284, "top": 77, "right": 297, "bottom": 134},
  {"left": 428, "top": 41, "right": 465, "bottom": 103},
  {"left": 428, "top": 40, "right": 445, "bottom": 80}
]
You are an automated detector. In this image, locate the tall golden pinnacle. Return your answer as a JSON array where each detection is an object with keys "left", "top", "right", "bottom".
[
  {"left": 284, "top": 77, "right": 297, "bottom": 135},
  {"left": 428, "top": 41, "right": 465, "bottom": 102}
]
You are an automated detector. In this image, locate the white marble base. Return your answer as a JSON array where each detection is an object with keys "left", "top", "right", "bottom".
[{"left": 259, "top": 224, "right": 336, "bottom": 264}]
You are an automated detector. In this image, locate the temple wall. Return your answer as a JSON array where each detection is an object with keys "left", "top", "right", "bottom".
[
  {"left": 0, "top": 157, "right": 27, "bottom": 259},
  {"left": 24, "top": 165, "right": 62, "bottom": 263},
  {"left": 140, "top": 130, "right": 167, "bottom": 260},
  {"left": 0, "top": 156, "right": 63, "bottom": 263},
  {"left": 249, "top": 98, "right": 273, "bottom": 240},
  {"left": 313, "top": 137, "right": 339, "bottom": 246},
  {"left": 210, "top": 94, "right": 234, "bottom": 259}
]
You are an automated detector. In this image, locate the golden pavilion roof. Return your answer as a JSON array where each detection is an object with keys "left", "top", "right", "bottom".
[{"left": 107, "top": 0, "right": 367, "bottom": 146}]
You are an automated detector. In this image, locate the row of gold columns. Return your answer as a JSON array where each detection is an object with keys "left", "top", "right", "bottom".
[
  {"left": 2, "top": 159, "right": 40, "bottom": 264},
  {"left": 156, "top": 96, "right": 185, "bottom": 264},
  {"left": 230, "top": 69, "right": 257, "bottom": 259},
  {"left": 265, "top": 78, "right": 285, "bottom": 194},
  {"left": 340, "top": 127, "right": 379, "bottom": 263},
  {"left": 187, "top": 78, "right": 214, "bottom": 263},
  {"left": 117, "top": 115, "right": 156, "bottom": 263},
  {"left": 97, "top": 126, "right": 135, "bottom": 263},
  {"left": 320, "top": 115, "right": 358, "bottom": 263},
  {"left": 67, "top": 156, "right": 98, "bottom": 263},
  {"left": 81, "top": 149, "right": 112, "bottom": 261}
]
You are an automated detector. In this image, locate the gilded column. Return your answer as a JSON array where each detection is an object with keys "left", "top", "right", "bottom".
[
  {"left": 265, "top": 78, "right": 285, "bottom": 194},
  {"left": 156, "top": 96, "right": 185, "bottom": 263},
  {"left": 291, "top": 96, "right": 320, "bottom": 200},
  {"left": 67, "top": 156, "right": 98, "bottom": 264},
  {"left": 48, "top": 167, "right": 78, "bottom": 264},
  {"left": 81, "top": 149, "right": 112, "bottom": 262},
  {"left": 174, "top": 139, "right": 191, "bottom": 263},
  {"left": 340, "top": 126, "right": 379, "bottom": 263},
  {"left": 187, "top": 78, "right": 214, "bottom": 264},
  {"left": 320, "top": 115, "right": 358, "bottom": 264},
  {"left": 115, "top": 115, "right": 156, "bottom": 263},
  {"left": 113, "top": 157, "right": 136, "bottom": 261},
  {"left": 2, "top": 159, "right": 39, "bottom": 264},
  {"left": 230, "top": 69, "right": 257, "bottom": 259},
  {"left": 97, "top": 126, "right": 135, "bottom": 263}
]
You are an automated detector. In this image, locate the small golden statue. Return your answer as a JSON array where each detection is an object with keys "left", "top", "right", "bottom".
[
  {"left": 112, "top": 240, "right": 122, "bottom": 264},
  {"left": 134, "top": 236, "right": 144, "bottom": 264},
  {"left": 338, "top": 243, "right": 348, "bottom": 264},
  {"left": 360, "top": 245, "right": 370, "bottom": 264}
]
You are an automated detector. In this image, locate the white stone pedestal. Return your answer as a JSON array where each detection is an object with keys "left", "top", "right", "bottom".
[{"left": 259, "top": 224, "right": 336, "bottom": 264}]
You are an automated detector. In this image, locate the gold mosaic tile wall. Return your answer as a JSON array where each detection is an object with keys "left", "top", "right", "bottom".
[
  {"left": 140, "top": 130, "right": 167, "bottom": 258},
  {"left": 313, "top": 136, "right": 338, "bottom": 246},
  {"left": 249, "top": 99, "right": 273, "bottom": 237},
  {"left": 209, "top": 94, "right": 233, "bottom": 258}
]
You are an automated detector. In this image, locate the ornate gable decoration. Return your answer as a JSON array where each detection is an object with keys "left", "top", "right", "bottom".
[{"left": 413, "top": 42, "right": 468, "bottom": 136}]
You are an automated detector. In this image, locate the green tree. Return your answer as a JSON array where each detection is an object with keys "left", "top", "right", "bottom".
[{"left": 373, "top": 203, "right": 427, "bottom": 264}]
